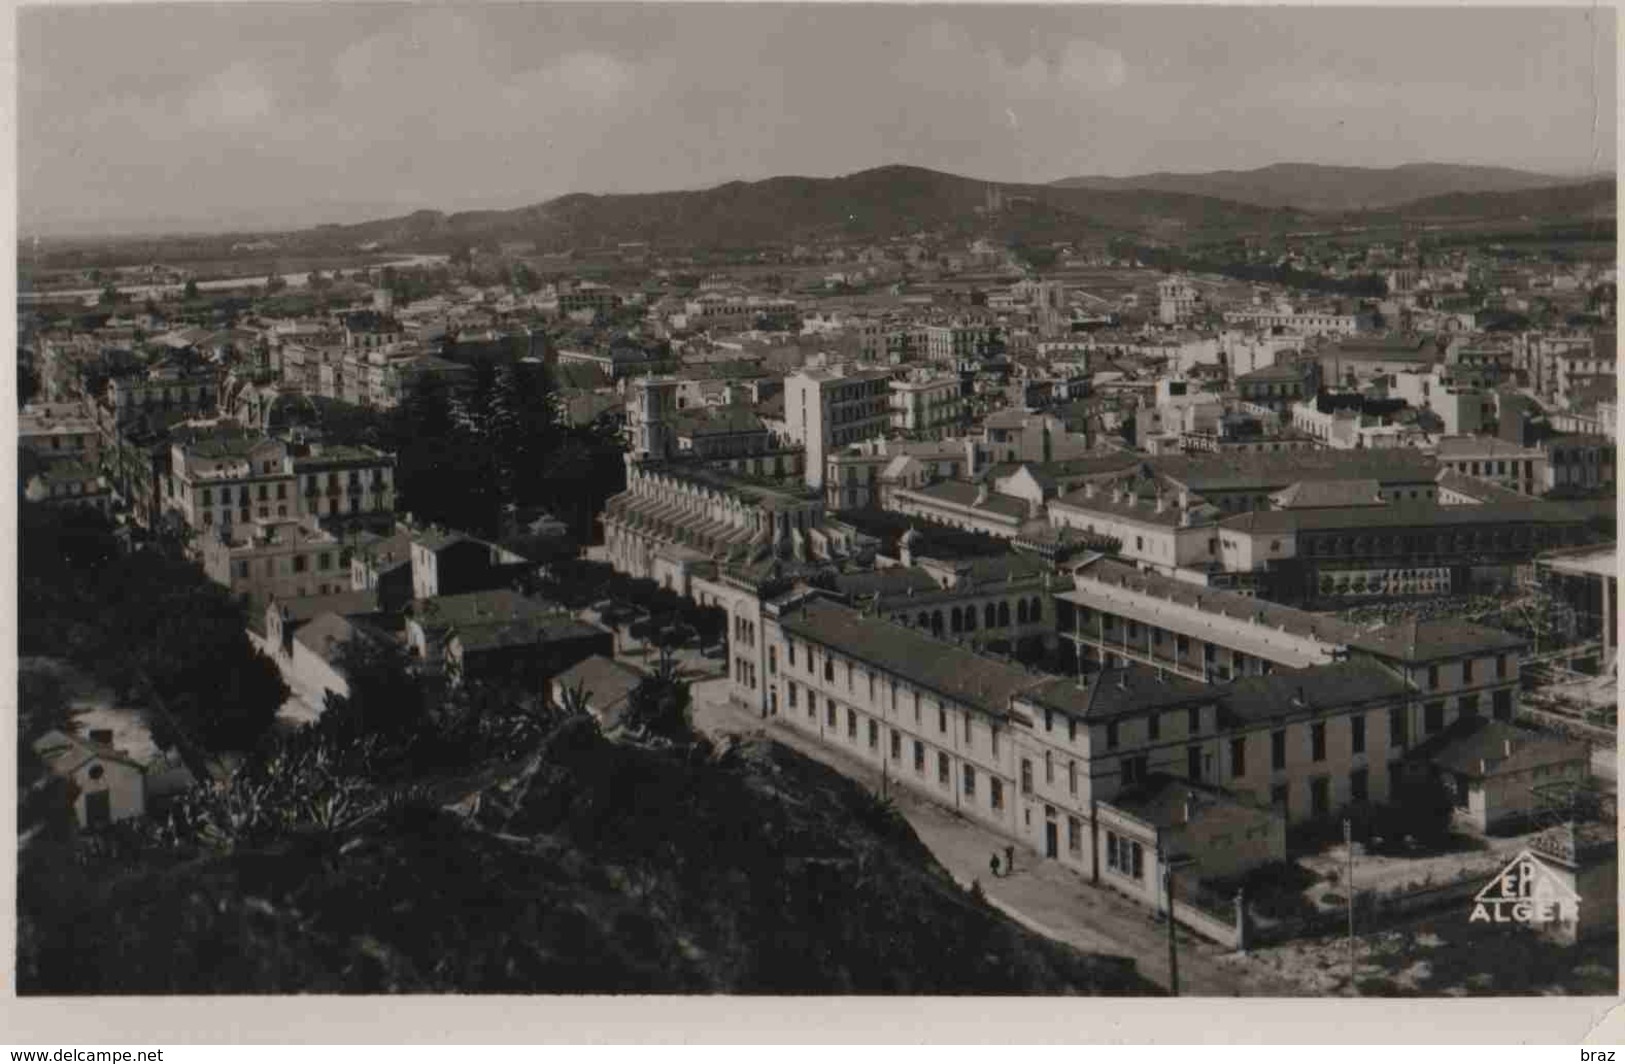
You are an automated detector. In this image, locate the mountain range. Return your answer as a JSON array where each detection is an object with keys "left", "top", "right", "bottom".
[
  {"left": 28, "top": 162, "right": 1616, "bottom": 258},
  {"left": 1050, "top": 162, "right": 1606, "bottom": 213}
]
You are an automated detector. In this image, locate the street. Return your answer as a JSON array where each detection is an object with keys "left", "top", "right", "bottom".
[{"left": 682, "top": 669, "right": 1310, "bottom": 996}]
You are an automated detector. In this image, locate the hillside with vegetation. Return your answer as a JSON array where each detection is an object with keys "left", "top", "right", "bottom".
[
  {"left": 1052, "top": 162, "right": 1600, "bottom": 213},
  {"left": 18, "top": 697, "right": 1154, "bottom": 994},
  {"left": 26, "top": 165, "right": 1302, "bottom": 265},
  {"left": 17, "top": 502, "right": 1151, "bottom": 995}
]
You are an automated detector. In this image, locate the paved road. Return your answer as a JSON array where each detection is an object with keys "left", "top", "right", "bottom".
[{"left": 685, "top": 673, "right": 1307, "bottom": 997}]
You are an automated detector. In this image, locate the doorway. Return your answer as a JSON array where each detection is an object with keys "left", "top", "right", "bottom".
[
  {"left": 85, "top": 789, "right": 112, "bottom": 829},
  {"left": 1044, "top": 820, "right": 1059, "bottom": 859}
]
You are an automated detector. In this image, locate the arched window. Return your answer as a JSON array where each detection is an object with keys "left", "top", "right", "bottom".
[
  {"left": 1017, "top": 599, "right": 1029, "bottom": 625},
  {"left": 917, "top": 611, "right": 929, "bottom": 628},
  {"left": 984, "top": 603, "right": 996, "bottom": 628},
  {"left": 931, "top": 610, "right": 944, "bottom": 636},
  {"left": 1029, "top": 597, "right": 1042, "bottom": 623},
  {"left": 998, "top": 602, "right": 1011, "bottom": 627},
  {"left": 950, "top": 607, "right": 963, "bottom": 634},
  {"left": 964, "top": 608, "right": 976, "bottom": 632}
]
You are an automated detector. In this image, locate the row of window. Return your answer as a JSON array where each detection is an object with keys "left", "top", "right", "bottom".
[
  {"left": 1449, "top": 458, "right": 1536, "bottom": 478},
  {"left": 893, "top": 597, "right": 1043, "bottom": 637},
  {"left": 1104, "top": 831, "right": 1144, "bottom": 881},
  {"left": 199, "top": 494, "right": 387, "bottom": 526},
  {"left": 1108, "top": 693, "right": 1513, "bottom": 781},
  {"left": 1273, "top": 769, "right": 1368, "bottom": 816},
  {"left": 196, "top": 472, "right": 389, "bottom": 507},
  {"left": 1076, "top": 629, "right": 1247, "bottom": 685},
  {"left": 1303, "top": 527, "right": 1562, "bottom": 557},
  {"left": 232, "top": 550, "right": 340, "bottom": 579}
]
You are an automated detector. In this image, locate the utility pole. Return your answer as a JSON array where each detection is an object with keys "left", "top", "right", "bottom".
[
  {"left": 1345, "top": 817, "right": 1356, "bottom": 992},
  {"left": 1163, "top": 853, "right": 1192, "bottom": 997},
  {"left": 1166, "top": 861, "right": 1180, "bottom": 997}
]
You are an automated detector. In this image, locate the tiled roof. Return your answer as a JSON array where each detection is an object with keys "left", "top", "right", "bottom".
[
  {"left": 1066, "top": 557, "right": 1364, "bottom": 648},
  {"left": 1436, "top": 436, "right": 1540, "bottom": 459},
  {"left": 271, "top": 589, "right": 379, "bottom": 626},
  {"left": 411, "top": 588, "right": 555, "bottom": 630},
  {"left": 1107, "top": 775, "right": 1275, "bottom": 830},
  {"left": 1417, "top": 718, "right": 1589, "bottom": 779},
  {"left": 670, "top": 405, "right": 766, "bottom": 437},
  {"left": 777, "top": 597, "right": 1040, "bottom": 718},
  {"left": 453, "top": 615, "right": 604, "bottom": 653},
  {"left": 1022, "top": 666, "right": 1212, "bottom": 722},
  {"left": 552, "top": 655, "right": 646, "bottom": 727},
  {"left": 357, "top": 529, "right": 416, "bottom": 573},
  {"left": 832, "top": 567, "right": 941, "bottom": 599},
  {"left": 1349, "top": 617, "right": 1525, "bottom": 663},
  {"left": 1049, "top": 486, "right": 1197, "bottom": 529},
  {"left": 1435, "top": 470, "right": 1531, "bottom": 503},
  {"left": 293, "top": 612, "right": 392, "bottom": 665},
  {"left": 1216, "top": 659, "right": 1408, "bottom": 726},
  {"left": 1236, "top": 363, "right": 1307, "bottom": 383},
  {"left": 32, "top": 729, "right": 146, "bottom": 773},
  {"left": 1148, "top": 449, "right": 1439, "bottom": 493},
  {"left": 411, "top": 527, "right": 475, "bottom": 553},
  {"left": 1219, "top": 498, "right": 1584, "bottom": 535},
  {"left": 897, "top": 480, "right": 1029, "bottom": 521},
  {"left": 1271, "top": 479, "right": 1386, "bottom": 510}
]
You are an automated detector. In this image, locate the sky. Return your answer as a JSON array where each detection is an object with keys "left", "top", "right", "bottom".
[{"left": 17, "top": 2, "right": 1620, "bottom": 237}]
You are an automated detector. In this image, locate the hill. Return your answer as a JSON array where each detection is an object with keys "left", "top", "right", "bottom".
[
  {"left": 233, "top": 164, "right": 1301, "bottom": 256},
  {"left": 1376, "top": 178, "right": 1616, "bottom": 222},
  {"left": 18, "top": 717, "right": 1154, "bottom": 994},
  {"left": 1051, "top": 162, "right": 1601, "bottom": 213}
]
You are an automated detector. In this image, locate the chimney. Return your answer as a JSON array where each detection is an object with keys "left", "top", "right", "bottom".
[
  {"left": 1084, "top": 481, "right": 1097, "bottom": 499},
  {"left": 1183, "top": 793, "right": 1195, "bottom": 824},
  {"left": 1503, "top": 739, "right": 1513, "bottom": 757}
]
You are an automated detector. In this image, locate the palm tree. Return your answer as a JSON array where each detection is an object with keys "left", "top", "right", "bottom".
[{"left": 557, "top": 679, "right": 593, "bottom": 719}]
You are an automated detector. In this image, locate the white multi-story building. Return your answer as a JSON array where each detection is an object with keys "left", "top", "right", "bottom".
[
  {"left": 1222, "top": 306, "right": 1372, "bottom": 337},
  {"left": 1389, "top": 370, "right": 1497, "bottom": 437},
  {"left": 19, "top": 401, "right": 100, "bottom": 467},
  {"left": 888, "top": 370, "right": 964, "bottom": 438},
  {"left": 1157, "top": 278, "right": 1200, "bottom": 326},
  {"left": 168, "top": 431, "right": 396, "bottom": 536},
  {"left": 784, "top": 365, "right": 895, "bottom": 489}
]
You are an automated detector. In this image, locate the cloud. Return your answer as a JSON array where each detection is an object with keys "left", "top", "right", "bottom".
[
  {"left": 899, "top": 21, "right": 1128, "bottom": 102},
  {"left": 186, "top": 62, "right": 275, "bottom": 126},
  {"left": 1054, "top": 38, "right": 1129, "bottom": 94}
]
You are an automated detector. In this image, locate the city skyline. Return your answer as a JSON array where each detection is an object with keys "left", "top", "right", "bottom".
[{"left": 19, "top": 2, "right": 1620, "bottom": 237}]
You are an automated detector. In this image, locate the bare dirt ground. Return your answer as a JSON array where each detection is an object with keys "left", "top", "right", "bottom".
[
  {"left": 1298, "top": 833, "right": 1539, "bottom": 903},
  {"left": 1233, "top": 910, "right": 1617, "bottom": 997}
]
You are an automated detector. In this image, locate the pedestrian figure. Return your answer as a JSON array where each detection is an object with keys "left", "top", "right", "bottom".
[
  {"left": 989, "top": 852, "right": 1001, "bottom": 878},
  {"left": 1004, "top": 845, "right": 1015, "bottom": 876}
]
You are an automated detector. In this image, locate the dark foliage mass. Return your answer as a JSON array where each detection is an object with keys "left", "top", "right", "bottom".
[
  {"left": 320, "top": 363, "right": 624, "bottom": 543},
  {"left": 19, "top": 504, "right": 287, "bottom": 755},
  {"left": 18, "top": 692, "right": 1152, "bottom": 994}
]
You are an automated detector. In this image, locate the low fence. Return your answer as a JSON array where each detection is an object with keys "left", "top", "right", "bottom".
[
  {"left": 1245, "top": 874, "right": 1484, "bottom": 948},
  {"left": 1170, "top": 895, "right": 1242, "bottom": 950},
  {"left": 1171, "top": 878, "right": 1243, "bottom": 949}
]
